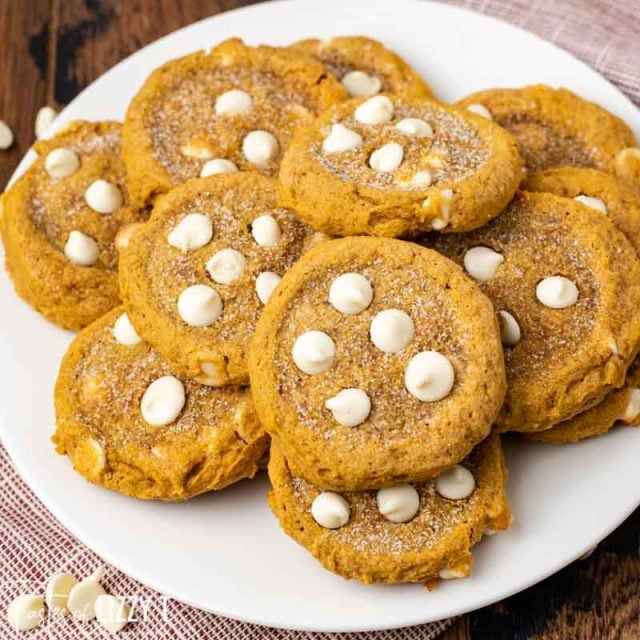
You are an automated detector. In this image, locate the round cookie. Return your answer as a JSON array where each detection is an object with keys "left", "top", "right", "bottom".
[
  {"left": 457, "top": 85, "right": 637, "bottom": 181},
  {"left": 123, "top": 38, "right": 347, "bottom": 207},
  {"left": 278, "top": 94, "right": 522, "bottom": 237},
  {"left": 53, "top": 307, "right": 268, "bottom": 500},
  {"left": 119, "top": 172, "right": 321, "bottom": 387},
  {"left": 1, "top": 120, "right": 143, "bottom": 330},
  {"left": 268, "top": 434, "right": 511, "bottom": 585},
  {"left": 249, "top": 236, "right": 506, "bottom": 491},
  {"left": 426, "top": 191, "right": 640, "bottom": 432},
  {"left": 289, "top": 36, "right": 433, "bottom": 99}
]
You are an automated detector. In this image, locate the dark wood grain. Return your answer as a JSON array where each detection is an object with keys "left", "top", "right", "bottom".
[{"left": 0, "top": 2, "right": 638, "bottom": 638}]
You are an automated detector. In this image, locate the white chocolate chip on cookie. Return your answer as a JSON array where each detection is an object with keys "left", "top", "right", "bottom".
[
  {"left": 395, "top": 117, "right": 433, "bottom": 137},
  {"left": 215, "top": 89, "right": 252, "bottom": 116},
  {"left": 466, "top": 103, "right": 493, "bottom": 120},
  {"left": 84, "top": 179, "right": 123, "bottom": 214},
  {"left": 292, "top": 330, "right": 336, "bottom": 375},
  {"left": 369, "top": 142, "right": 404, "bottom": 172},
  {"left": 341, "top": 70, "right": 382, "bottom": 97},
  {"left": 140, "top": 376, "right": 186, "bottom": 426},
  {"left": 435, "top": 465, "right": 476, "bottom": 500},
  {"left": 623, "top": 389, "right": 640, "bottom": 422},
  {"left": 251, "top": 214, "right": 281, "bottom": 247},
  {"left": 354, "top": 95, "right": 394, "bottom": 125},
  {"left": 376, "top": 484, "right": 420, "bottom": 523},
  {"left": 325, "top": 388, "right": 371, "bottom": 427},
  {"left": 405, "top": 350, "right": 455, "bottom": 401},
  {"left": 168, "top": 213, "right": 213, "bottom": 252},
  {"left": 536, "top": 276, "right": 579, "bottom": 309},
  {"left": 498, "top": 310, "right": 521, "bottom": 347},
  {"left": 328, "top": 272, "right": 373, "bottom": 315},
  {"left": 311, "top": 492, "right": 350, "bottom": 529},
  {"left": 177, "top": 284, "right": 222, "bottom": 327},
  {"left": 113, "top": 313, "right": 142, "bottom": 346},
  {"left": 64, "top": 230, "right": 99, "bottom": 266},
  {"left": 242, "top": 130, "right": 279, "bottom": 167},
  {"left": 370, "top": 309, "right": 414, "bottom": 353},
  {"left": 322, "top": 123, "right": 363, "bottom": 154},
  {"left": 256, "top": 271, "right": 282, "bottom": 304},
  {"left": 200, "top": 158, "right": 238, "bottom": 177},
  {"left": 574, "top": 194, "right": 607, "bottom": 214},
  {"left": 206, "top": 248, "right": 246, "bottom": 284},
  {"left": 463, "top": 246, "right": 504, "bottom": 282},
  {"left": 45, "top": 147, "right": 80, "bottom": 178}
]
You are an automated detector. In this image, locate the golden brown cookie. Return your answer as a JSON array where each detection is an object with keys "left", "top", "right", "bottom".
[
  {"left": 1, "top": 121, "right": 143, "bottom": 330},
  {"left": 123, "top": 38, "right": 347, "bottom": 207},
  {"left": 289, "top": 36, "right": 433, "bottom": 99},
  {"left": 268, "top": 434, "right": 510, "bottom": 585},
  {"left": 249, "top": 236, "right": 506, "bottom": 491},
  {"left": 119, "top": 172, "right": 320, "bottom": 387},
  {"left": 278, "top": 94, "right": 522, "bottom": 237},
  {"left": 53, "top": 307, "right": 268, "bottom": 500},
  {"left": 425, "top": 191, "right": 640, "bottom": 433}
]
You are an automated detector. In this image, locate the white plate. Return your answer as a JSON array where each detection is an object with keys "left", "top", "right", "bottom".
[{"left": 1, "top": 0, "right": 639, "bottom": 632}]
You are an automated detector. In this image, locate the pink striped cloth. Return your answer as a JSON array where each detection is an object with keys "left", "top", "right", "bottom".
[{"left": 1, "top": 1, "right": 638, "bottom": 638}]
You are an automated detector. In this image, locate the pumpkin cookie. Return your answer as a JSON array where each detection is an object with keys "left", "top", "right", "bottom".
[
  {"left": 268, "top": 434, "right": 510, "bottom": 584},
  {"left": 123, "top": 38, "right": 346, "bottom": 207},
  {"left": 1, "top": 120, "right": 143, "bottom": 330},
  {"left": 278, "top": 95, "right": 522, "bottom": 237},
  {"left": 289, "top": 36, "right": 433, "bottom": 99},
  {"left": 249, "top": 237, "right": 506, "bottom": 491},
  {"left": 53, "top": 307, "right": 268, "bottom": 500},
  {"left": 119, "top": 173, "right": 321, "bottom": 387},
  {"left": 426, "top": 191, "right": 640, "bottom": 433}
]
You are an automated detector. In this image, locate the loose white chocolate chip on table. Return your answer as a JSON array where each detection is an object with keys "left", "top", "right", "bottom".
[
  {"left": 376, "top": 484, "right": 420, "bottom": 523},
  {"left": 395, "top": 117, "right": 433, "bottom": 137},
  {"left": 67, "top": 567, "right": 106, "bottom": 621},
  {"left": 200, "top": 158, "right": 238, "bottom": 177},
  {"left": 255, "top": 271, "right": 281, "bottom": 304},
  {"left": 311, "top": 492, "right": 350, "bottom": 529},
  {"left": 179, "top": 141, "right": 213, "bottom": 159},
  {"left": 536, "top": 276, "right": 579, "bottom": 309},
  {"left": 0, "top": 119, "right": 14, "bottom": 149},
  {"left": 35, "top": 106, "right": 58, "bottom": 138},
  {"left": 498, "top": 310, "right": 521, "bottom": 347},
  {"left": 95, "top": 594, "right": 131, "bottom": 634},
  {"left": 45, "top": 147, "right": 80, "bottom": 179},
  {"left": 623, "top": 389, "right": 640, "bottom": 422},
  {"left": 215, "top": 89, "right": 252, "bottom": 116},
  {"left": 370, "top": 309, "right": 414, "bottom": 353},
  {"left": 435, "top": 465, "right": 476, "bottom": 500},
  {"left": 177, "top": 284, "right": 222, "bottom": 327},
  {"left": 439, "top": 568, "right": 467, "bottom": 579},
  {"left": 140, "top": 376, "right": 186, "bottom": 426},
  {"left": 574, "top": 194, "right": 607, "bottom": 214},
  {"left": 292, "top": 330, "right": 336, "bottom": 375},
  {"left": 369, "top": 142, "right": 404, "bottom": 172},
  {"left": 84, "top": 179, "right": 123, "bottom": 214},
  {"left": 463, "top": 246, "right": 504, "bottom": 282},
  {"left": 167, "top": 213, "right": 213, "bottom": 252},
  {"left": 354, "top": 95, "right": 394, "bottom": 125},
  {"left": 251, "top": 214, "right": 281, "bottom": 247},
  {"left": 7, "top": 594, "right": 45, "bottom": 631},
  {"left": 466, "top": 103, "right": 493, "bottom": 120},
  {"left": 328, "top": 272, "right": 373, "bottom": 314},
  {"left": 113, "top": 313, "right": 142, "bottom": 346},
  {"left": 405, "top": 350, "right": 455, "bottom": 402},
  {"left": 242, "top": 130, "right": 279, "bottom": 167},
  {"left": 64, "top": 230, "right": 99, "bottom": 266},
  {"left": 341, "top": 70, "right": 382, "bottom": 97},
  {"left": 322, "top": 123, "right": 363, "bottom": 154},
  {"left": 325, "top": 388, "right": 371, "bottom": 427},
  {"left": 206, "top": 248, "right": 246, "bottom": 284},
  {"left": 45, "top": 572, "right": 78, "bottom": 615}
]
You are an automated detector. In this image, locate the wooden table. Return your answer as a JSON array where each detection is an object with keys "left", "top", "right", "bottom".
[{"left": 0, "top": 2, "right": 638, "bottom": 638}]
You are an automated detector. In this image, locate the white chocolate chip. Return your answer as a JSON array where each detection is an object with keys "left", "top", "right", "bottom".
[
  {"left": 167, "top": 213, "right": 213, "bottom": 252},
  {"left": 0, "top": 120, "right": 14, "bottom": 149},
  {"left": 242, "top": 130, "right": 278, "bottom": 167},
  {"left": 608, "top": 338, "right": 619, "bottom": 354},
  {"left": 616, "top": 147, "right": 640, "bottom": 164},
  {"left": 369, "top": 142, "right": 404, "bottom": 172},
  {"left": 311, "top": 492, "right": 350, "bottom": 529},
  {"left": 322, "top": 123, "right": 363, "bottom": 154},
  {"left": 177, "top": 284, "right": 222, "bottom": 327},
  {"left": 325, "top": 388, "right": 371, "bottom": 427},
  {"left": 180, "top": 141, "right": 213, "bottom": 159},
  {"left": 35, "top": 106, "right": 58, "bottom": 138},
  {"left": 623, "top": 389, "right": 640, "bottom": 422},
  {"left": 370, "top": 309, "right": 414, "bottom": 353},
  {"left": 113, "top": 313, "right": 142, "bottom": 346},
  {"left": 140, "top": 376, "right": 186, "bottom": 426},
  {"left": 84, "top": 179, "right": 123, "bottom": 214},
  {"left": 428, "top": 188, "right": 453, "bottom": 230},
  {"left": 45, "top": 573, "right": 78, "bottom": 615},
  {"left": 64, "top": 230, "right": 99, "bottom": 266},
  {"left": 536, "top": 276, "right": 579, "bottom": 309},
  {"left": 405, "top": 351, "right": 455, "bottom": 401},
  {"left": 200, "top": 158, "right": 238, "bottom": 177},
  {"left": 251, "top": 214, "right": 281, "bottom": 247},
  {"left": 436, "top": 464, "right": 476, "bottom": 499},
  {"left": 215, "top": 89, "right": 252, "bottom": 116},
  {"left": 354, "top": 95, "right": 394, "bottom": 125},
  {"left": 376, "top": 484, "right": 420, "bottom": 523},
  {"left": 328, "top": 272, "right": 373, "bottom": 314},
  {"left": 574, "top": 194, "right": 607, "bottom": 214},
  {"left": 206, "top": 248, "right": 246, "bottom": 284},
  {"left": 67, "top": 568, "right": 106, "bottom": 621},
  {"left": 463, "top": 246, "right": 504, "bottom": 281},
  {"left": 7, "top": 594, "right": 45, "bottom": 631},
  {"left": 292, "top": 330, "right": 336, "bottom": 375},
  {"left": 498, "top": 310, "right": 521, "bottom": 347},
  {"left": 400, "top": 171, "right": 432, "bottom": 188},
  {"left": 95, "top": 594, "right": 131, "bottom": 634},
  {"left": 466, "top": 103, "right": 493, "bottom": 120},
  {"left": 341, "top": 70, "right": 382, "bottom": 97},
  {"left": 438, "top": 568, "right": 467, "bottom": 579},
  {"left": 256, "top": 271, "right": 281, "bottom": 304},
  {"left": 395, "top": 117, "right": 433, "bottom": 137},
  {"left": 45, "top": 147, "right": 80, "bottom": 179}
]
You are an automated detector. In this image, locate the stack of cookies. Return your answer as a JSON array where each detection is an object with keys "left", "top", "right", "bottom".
[{"left": 2, "top": 35, "right": 640, "bottom": 586}]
